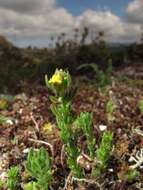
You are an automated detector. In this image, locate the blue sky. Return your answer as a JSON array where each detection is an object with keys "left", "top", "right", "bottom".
[{"left": 57, "top": 0, "right": 131, "bottom": 17}]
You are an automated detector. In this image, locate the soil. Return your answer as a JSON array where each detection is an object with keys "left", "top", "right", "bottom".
[{"left": 0, "top": 65, "right": 143, "bottom": 190}]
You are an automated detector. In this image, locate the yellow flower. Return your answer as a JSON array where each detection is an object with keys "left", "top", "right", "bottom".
[
  {"left": 49, "top": 73, "right": 63, "bottom": 85},
  {"left": 45, "top": 69, "right": 71, "bottom": 97},
  {"left": 42, "top": 122, "right": 53, "bottom": 135}
]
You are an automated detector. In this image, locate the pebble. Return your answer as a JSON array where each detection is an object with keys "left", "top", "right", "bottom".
[
  {"left": 0, "top": 171, "right": 7, "bottom": 180},
  {"left": 99, "top": 124, "right": 107, "bottom": 131}
]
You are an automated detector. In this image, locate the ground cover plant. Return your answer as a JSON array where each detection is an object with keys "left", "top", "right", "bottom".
[
  {"left": 0, "top": 63, "right": 143, "bottom": 190},
  {"left": 25, "top": 147, "right": 52, "bottom": 190},
  {"left": 7, "top": 166, "right": 20, "bottom": 190}
]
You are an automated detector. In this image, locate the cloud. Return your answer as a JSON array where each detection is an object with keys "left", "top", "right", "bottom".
[
  {"left": 0, "top": 0, "right": 142, "bottom": 46},
  {"left": 0, "top": 5, "right": 75, "bottom": 37},
  {"left": 126, "top": 0, "right": 143, "bottom": 24},
  {"left": 0, "top": 0, "right": 55, "bottom": 14},
  {"left": 76, "top": 10, "right": 124, "bottom": 40},
  {"left": 75, "top": 10, "right": 141, "bottom": 43}
]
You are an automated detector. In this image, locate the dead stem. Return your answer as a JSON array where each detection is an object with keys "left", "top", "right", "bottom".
[
  {"left": 81, "top": 152, "right": 93, "bottom": 162},
  {"left": 28, "top": 138, "right": 54, "bottom": 156},
  {"left": 30, "top": 113, "right": 40, "bottom": 133},
  {"left": 63, "top": 172, "right": 72, "bottom": 190},
  {"left": 72, "top": 177, "right": 104, "bottom": 190},
  {"left": 61, "top": 144, "right": 66, "bottom": 167}
]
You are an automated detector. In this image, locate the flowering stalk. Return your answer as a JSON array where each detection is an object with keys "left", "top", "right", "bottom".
[{"left": 46, "top": 69, "right": 84, "bottom": 178}]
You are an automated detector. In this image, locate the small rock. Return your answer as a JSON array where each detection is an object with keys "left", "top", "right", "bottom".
[{"left": 99, "top": 124, "right": 107, "bottom": 131}]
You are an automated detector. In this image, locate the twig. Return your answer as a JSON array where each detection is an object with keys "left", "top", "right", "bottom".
[
  {"left": 30, "top": 114, "right": 40, "bottom": 133},
  {"left": 28, "top": 138, "right": 54, "bottom": 156},
  {"left": 81, "top": 152, "right": 93, "bottom": 162},
  {"left": 61, "top": 144, "right": 66, "bottom": 167},
  {"left": 72, "top": 177, "right": 104, "bottom": 190},
  {"left": 63, "top": 172, "right": 72, "bottom": 190}
]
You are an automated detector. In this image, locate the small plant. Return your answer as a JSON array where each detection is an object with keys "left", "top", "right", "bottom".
[
  {"left": 51, "top": 98, "right": 84, "bottom": 178},
  {"left": 7, "top": 166, "right": 20, "bottom": 190},
  {"left": 98, "top": 59, "right": 112, "bottom": 88},
  {"left": 105, "top": 59, "right": 113, "bottom": 81},
  {"left": 76, "top": 112, "right": 96, "bottom": 158},
  {"left": 127, "top": 169, "right": 139, "bottom": 183},
  {"left": 24, "top": 182, "right": 39, "bottom": 190},
  {"left": 46, "top": 69, "right": 114, "bottom": 180},
  {"left": 0, "top": 95, "right": 14, "bottom": 110},
  {"left": 93, "top": 131, "right": 113, "bottom": 176},
  {"left": 46, "top": 69, "right": 84, "bottom": 178},
  {"left": 25, "top": 147, "right": 52, "bottom": 190},
  {"left": 0, "top": 98, "right": 9, "bottom": 110},
  {"left": 139, "top": 99, "right": 143, "bottom": 114},
  {"left": 106, "top": 99, "right": 116, "bottom": 122},
  {"left": 0, "top": 179, "right": 5, "bottom": 189},
  {"left": 0, "top": 115, "right": 14, "bottom": 125},
  {"left": 77, "top": 59, "right": 112, "bottom": 88}
]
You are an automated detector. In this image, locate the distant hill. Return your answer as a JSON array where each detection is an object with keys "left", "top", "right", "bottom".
[{"left": 0, "top": 35, "right": 13, "bottom": 49}]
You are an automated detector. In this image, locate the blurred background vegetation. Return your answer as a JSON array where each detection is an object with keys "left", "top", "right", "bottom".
[{"left": 0, "top": 28, "right": 143, "bottom": 93}]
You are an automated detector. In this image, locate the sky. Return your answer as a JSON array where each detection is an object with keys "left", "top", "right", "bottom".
[
  {"left": 0, "top": 0, "right": 142, "bottom": 47},
  {"left": 57, "top": 0, "right": 130, "bottom": 17}
]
